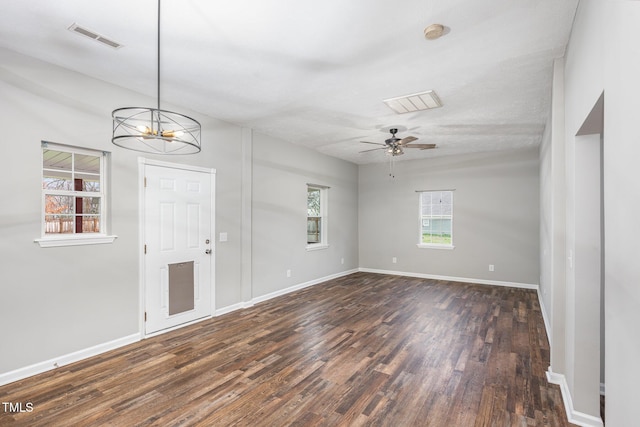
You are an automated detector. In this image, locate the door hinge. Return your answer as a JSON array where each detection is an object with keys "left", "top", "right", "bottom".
[
  {"left": 144, "top": 244, "right": 147, "bottom": 254},
  {"left": 144, "top": 312, "right": 147, "bottom": 322},
  {"left": 144, "top": 177, "right": 147, "bottom": 187}
]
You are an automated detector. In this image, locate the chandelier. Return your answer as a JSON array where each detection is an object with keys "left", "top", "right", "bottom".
[{"left": 112, "top": 0, "right": 201, "bottom": 154}]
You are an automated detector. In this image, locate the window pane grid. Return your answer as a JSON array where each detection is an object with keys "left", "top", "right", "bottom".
[
  {"left": 419, "top": 191, "right": 453, "bottom": 246},
  {"left": 42, "top": 146, "right": 104, "bottom": 235},
  {"left": 44, "top": 215, "right": 101, "bottom": 234},
  {"left": 307, "top": 187, "right": 322, "bottom": 244},
  {"left": 307, "top": 185, "right": 327, "bottom": 246}
]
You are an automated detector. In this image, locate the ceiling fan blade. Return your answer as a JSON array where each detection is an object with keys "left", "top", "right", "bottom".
[
  {"left": 359, "top": 147, "right": 386, "bottom": 153},
  {"left": 360, "top": 141, "right": 385, "bottom": 146},
  {"left": 405, "top": 143, "right": 436, "bottom": 150},
  {"left": 398, "top": 136, "right": 418, "bottom": 145}
]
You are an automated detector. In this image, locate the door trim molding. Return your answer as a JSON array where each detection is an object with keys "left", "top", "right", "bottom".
[
  {"left": 138, "top": 157, "right": 216, "bottom": 339},
  {"left": 139, "top": 157, "right": 216, "bottom": 174}
]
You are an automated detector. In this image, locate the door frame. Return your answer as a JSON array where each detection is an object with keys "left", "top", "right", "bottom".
[{"left": 138, "top": 157, "right": 216, "bottom": 338}]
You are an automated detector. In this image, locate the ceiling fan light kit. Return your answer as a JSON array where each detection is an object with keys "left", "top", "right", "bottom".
[
  {"left": 359, "top": 128, "right": 436, "bottom": 158},
  {"left": 111, "top": 0, "right": 201, "bottom": 154}
]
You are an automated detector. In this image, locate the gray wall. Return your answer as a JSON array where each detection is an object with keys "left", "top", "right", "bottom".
[
  {"left": 0, "top": 47, "right": 358, "bottom": 376},
  {"left": 0, "top": 47, "right": 243, "bottom": 373},
  {"left": 359, "top": 148, "right": 540, "bottom": 285},
  {"left": 251, "top": 133, "right": 359, "bottom": 298},
  {"left": 10, "top": 8, "right": 640, "bottom": 423}
]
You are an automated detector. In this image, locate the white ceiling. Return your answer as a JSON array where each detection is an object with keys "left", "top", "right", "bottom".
[{"left": 0, "top": 0, "right": 578, "bottom": 164}]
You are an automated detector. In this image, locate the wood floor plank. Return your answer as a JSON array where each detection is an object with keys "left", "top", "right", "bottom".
[{"left": 0, "top": 272, "right": 577, "bottom": 426}]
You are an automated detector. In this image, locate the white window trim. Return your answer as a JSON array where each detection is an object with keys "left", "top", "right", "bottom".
[
  {"left": 417, "top": 243, "right": 455, "bottom": 250},
  {"left": 417, "top": 190, "right": 454, "bottom": 250},
  {"left": 35, "top": 234, "right": 117, "bottom": 248},
  {"left": 306, "top": 243, "right": 330, "bottom": 251},
  {"left": 35, "top": 142, "right": 117, "bottom": 248},
  {"left": 306, "top": 184, "right": 329, "bottom": 251}
]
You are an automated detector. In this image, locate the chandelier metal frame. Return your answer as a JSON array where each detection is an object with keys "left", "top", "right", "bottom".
[{"left": 111, "top": 0, "right": 201, "bottom": 154}]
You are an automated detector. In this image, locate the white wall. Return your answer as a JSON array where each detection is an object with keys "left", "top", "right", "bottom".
[
  {"left": 571, "top": 133, "right": 601, "bottom": 416},
  {"left": 601, "top": 3, "right": 640, "bottom": 425},
  {"left": 543, "top": 1, "right": 640, "bottom": 425},
  {"left": 539, "top": 58, "right": 568, "bottom": 370},
  {"left": 359, "top": 148, "right": 540, "bottom": 286},
  {"left": 539, "top": 112, "right": 553, "bottom": 322}
]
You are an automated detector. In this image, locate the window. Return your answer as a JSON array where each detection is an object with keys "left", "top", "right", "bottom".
[
  {"left": 307, "top": 184, "right": 328, "bottom": 250},
  {"left": 35, "top": 142, "right": 116, "bottom": 247},
  {"left": 418, "top": 190, "right": 454, "bottom": 249}
]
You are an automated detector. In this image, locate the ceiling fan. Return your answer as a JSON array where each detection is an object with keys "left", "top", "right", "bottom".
[{"left": 360, "top": 128, "right": 436, "bottom": 156}]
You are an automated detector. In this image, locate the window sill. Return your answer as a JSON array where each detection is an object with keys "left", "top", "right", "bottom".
[
  {"left": 35, "top": 234, "right": 118, "bottom": 248},
  {"left": 306, "top": 243, "right": 329, "bottom": 252},
  {"left": 417, "top": 243, "right": 455, "bottom": 250}
]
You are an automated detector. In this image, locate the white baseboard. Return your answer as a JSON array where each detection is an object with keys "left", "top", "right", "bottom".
[
  {"left": 0, "top": 269, "right": 539, "bottom": 388},
  {"left": 546, "top": 368, "right": 604, "bottom": 427},
  {"left": 358, "top": 268, "right": 538, "bottom": 290},
  {"left": 0, "top": 333, "right": 140, "bottom": 387},
  {"left": 251, "top": 269, "right": 359, "bottom": 305},
  {"left": 1, "top": 270, "right": 359, "bottom": 387},
  {"left": 215, "top": 302, "right": 247, "bottom": 316},
  {"left": 214, "top": 269, "right": 359, "bottom": 317},
  {"left": 360, "top": 268, "right": 550, "bottom": 343}
]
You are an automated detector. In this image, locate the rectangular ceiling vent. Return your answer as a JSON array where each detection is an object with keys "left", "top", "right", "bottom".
[
  {"left": 67, "top": 23, "right": 123, "bottom": 49},
  {"left": 383, "top": 90, "right": 442, "bottom": 114}
]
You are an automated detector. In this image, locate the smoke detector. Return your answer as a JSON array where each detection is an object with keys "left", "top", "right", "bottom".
[{"left": 424, "top": 24, "right": 446, "bottom": 40}]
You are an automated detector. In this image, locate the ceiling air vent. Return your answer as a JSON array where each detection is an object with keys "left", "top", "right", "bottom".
[
  {"left": 383, "top": 90, "right": 442, "bottom": 114},
  {"left": 67, "top": 23, "right": 123, "bottom": 49}
]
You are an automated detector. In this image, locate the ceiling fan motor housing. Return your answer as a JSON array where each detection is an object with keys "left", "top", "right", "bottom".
[
  {"left": 386, "top": 128, "right": 400, "bottom": 145},
  {"left": 359, "top": 127, "right": 434, "bottom": 156}
]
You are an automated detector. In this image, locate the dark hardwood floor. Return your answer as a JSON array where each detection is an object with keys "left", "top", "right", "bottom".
[{"left": 0, "top": 272, "right": 576, "bottom": 426}]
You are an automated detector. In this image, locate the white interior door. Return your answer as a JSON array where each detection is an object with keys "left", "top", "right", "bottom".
[{"left": 143, "top": 162, "right": 214, "bottom": 335}]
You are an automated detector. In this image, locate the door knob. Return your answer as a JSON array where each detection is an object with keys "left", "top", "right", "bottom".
[{"left": 205, "top": 249, "right": 212, "bottom": 255}]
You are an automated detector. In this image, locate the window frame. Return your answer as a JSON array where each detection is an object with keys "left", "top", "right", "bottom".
[
  {"left": 35, "top": 141, "right": 117, "bottom": 248},
  {"left": 306, "top": 184, "right": 329, "bottom": 251},
  {"left": 417, "top": 190, "right": 455, "bottom": 250}
]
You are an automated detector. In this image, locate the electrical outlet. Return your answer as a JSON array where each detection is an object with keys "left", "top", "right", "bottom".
[
  {"left": 392, "top": 257, "right": 397, "bottom": 264},
  {"left": 489, "top": 264, "right": 495, "bottom": 272},
  {"left": 341, "top": 257, "right": 344, "bottom": 265},
  {"left": 286, "top": 269, "right": 291, "bottom": 278}
]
